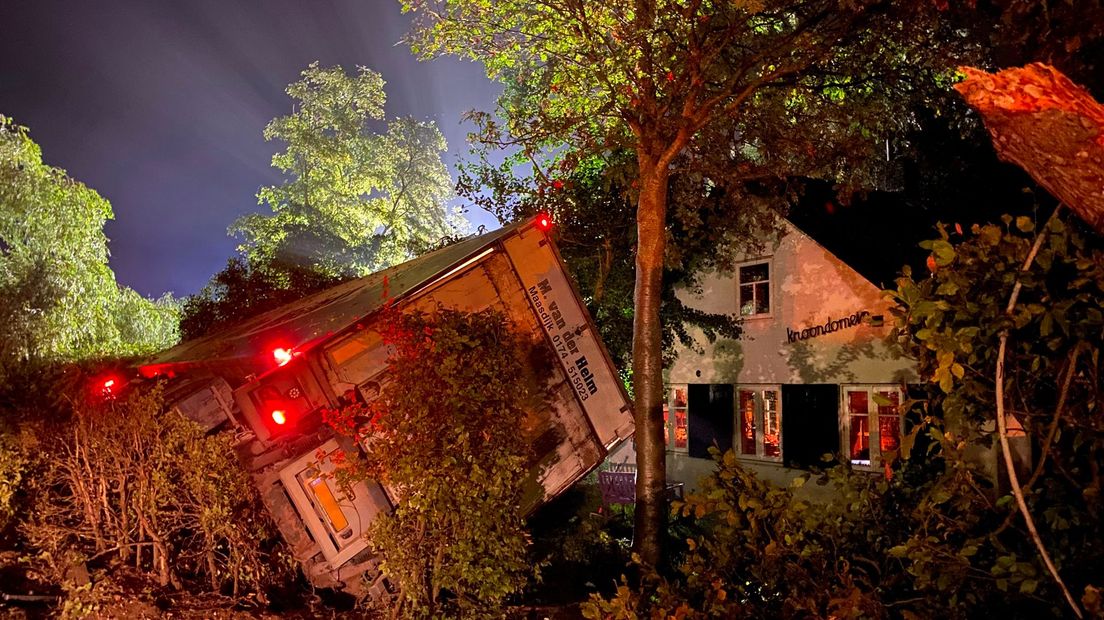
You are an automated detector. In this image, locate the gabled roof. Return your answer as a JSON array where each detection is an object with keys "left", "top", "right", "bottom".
[
  {"left": 785, "top": 191, "right": 926, "bottom": 289},
  {"left": 142, "top": 221, "right": 524, "bottom": 374}
]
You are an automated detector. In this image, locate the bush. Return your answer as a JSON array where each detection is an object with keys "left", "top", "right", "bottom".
[
  {"left": 325, "top": 307, "right": 540, "bottom": 618},
  {"left": 584, "top": 450, "right": 920, "bottom": 619},
  {"left": 20, "top": 381, "right": 288, "bottom": 599}
]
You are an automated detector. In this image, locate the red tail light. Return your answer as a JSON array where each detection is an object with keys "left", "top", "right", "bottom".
[
  {"left": 273, "top": 348, "right": 293, "bottom": 366},
  {"left": 536, "top": 214, "right": 552, "bottom": 231},
  {"left": 96, "top": 376, "right": 121, "bottom": 400},
  {"left": 271, "top": 409, "right": 287, "bottom": 425}
]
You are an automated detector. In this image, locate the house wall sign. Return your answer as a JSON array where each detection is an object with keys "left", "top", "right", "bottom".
[{"left": 786, "top": 310, "right": 872, "bottom": 343}]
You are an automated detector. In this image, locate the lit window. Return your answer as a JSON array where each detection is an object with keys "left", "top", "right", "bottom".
[
  {"left": 844, "top": 386, "right": 902, "bottom": 467},
  {"left": 763, "top": 390, "right": 780, "bottom": 458},
  {"left": 667, "top": 385, "right": 689, "bottom": 451},
  {"left": 877, "top": 391, "right": 901, "bottom": 454},
  {"left": 738, "top": 390, "right": 756, "bottom": 456},
  {"left": 738, "top": 261, "right": 771, "bottom": 316},
  {"left": 736, "top": 387, "right": 782, "bottom": 461}
]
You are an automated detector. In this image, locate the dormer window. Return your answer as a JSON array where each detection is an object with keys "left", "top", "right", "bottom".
[{"left": 738, "top": 261, "right": 771, "bottom": 316}]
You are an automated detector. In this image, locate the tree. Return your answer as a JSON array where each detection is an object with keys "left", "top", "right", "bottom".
[
  {"left": 404, "top": 0, "right": 965, "bottom": 564},
  {"left": 179, "top": 256, "right": 341, "bottom": 341},
  {"left": 0, "top": 115, "right": 178, "bottom": 370},
  {"left": 323, "top": 308, "right": 536, "bottom": 617},
  {"left": 231, "top": 62, "right": 466, "bottom": 278},
  {"left": 458, "top": 149, "right": 753, "bottom": 371}
]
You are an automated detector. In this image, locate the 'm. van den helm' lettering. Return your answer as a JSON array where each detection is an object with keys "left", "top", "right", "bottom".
[
  {"left": 528, "top": 280, "right": 567, "bottom": 332},
  {"left": 575, "top": 356, "right": 599, "bottom": 396},
  {"left": 786, "top": 311, "right": 870, "bottom": 343}
]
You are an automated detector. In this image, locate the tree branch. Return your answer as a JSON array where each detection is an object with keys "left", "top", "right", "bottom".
[{"left": 994, "top": 204, "right": 1083, "bottom": 619}]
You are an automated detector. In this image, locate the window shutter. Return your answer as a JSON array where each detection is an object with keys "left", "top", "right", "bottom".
[
  {"left": 688, "top": 384, "right": 734, "bottom": 459},
  {"left": 781, "top": 384, "right": 840, "bottom": 469}
]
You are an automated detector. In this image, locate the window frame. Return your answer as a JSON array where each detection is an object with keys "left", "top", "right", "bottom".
[
  {"left": 737, "top": 258, "right": 773, "bottom": 318},
  {"left": 665, "top": 384, "right": 689, "bottom": 453},
  {"left": 841, "top": 385, "right": 903, "bottom": 469},
  {"left": 735, "top": 385, "right": 783, "bottom": 462}
]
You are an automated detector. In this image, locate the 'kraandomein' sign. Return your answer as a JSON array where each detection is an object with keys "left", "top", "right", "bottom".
[{"left": 787, "top": 311, "right": 869, "bottom": 343}]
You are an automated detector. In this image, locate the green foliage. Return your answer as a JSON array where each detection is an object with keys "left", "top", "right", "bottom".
[
  {"left": 460, "top": 150, "right": 759, "bottom": 368},
  {"left": 0, "top": 115, "right": 179, "bottom": 369},
  {"left": 886, "top": 208, "right": 1104, "bottom": 613},
  {"left": 179, "top": 255, "right": 342, "bottom": 340},
  {"left": 324, "top": 307, "right": 537, "bottom": 617},
  {"left": 231, "top": 62, "right": 466, "bottom": 278},
  {"left": 584, "top": 450, "right": 906, "bottom": 619},
  {"left": 582, "top": 442, "right": 1080, "bottom": 619},
  {"left": 406, "top": 0, "right": 969, "bottom": 198}
]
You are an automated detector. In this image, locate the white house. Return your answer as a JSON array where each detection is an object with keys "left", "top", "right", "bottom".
[{"left": 663, "top": 218, "right": 918, "bottom": 488}]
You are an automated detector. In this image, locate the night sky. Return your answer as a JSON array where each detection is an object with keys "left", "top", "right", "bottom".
[{"left": 0, "top": 0, "right": 501, "bottom": 298}]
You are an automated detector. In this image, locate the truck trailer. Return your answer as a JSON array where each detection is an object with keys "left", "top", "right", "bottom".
[{"left": 138, "top": 216, "right": 635, "bottom": 596}]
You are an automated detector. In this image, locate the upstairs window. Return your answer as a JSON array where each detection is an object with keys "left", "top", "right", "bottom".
[{"left": 738, "top": 261, "right": 771, "bottom": 316}]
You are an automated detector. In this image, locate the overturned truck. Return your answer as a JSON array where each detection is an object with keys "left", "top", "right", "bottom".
[{"left": 139, "top": 217, "right": 634, "bottom": 596}]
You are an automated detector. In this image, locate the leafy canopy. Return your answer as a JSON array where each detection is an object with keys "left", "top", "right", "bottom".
[
  {"left": 231, "top": 62, "right": 466, "bottom": 278},
  {"left": 178, "top": 255, "right": 341, "bottom": 341},
  {"left": 0, "top": 116, "right": 178, "bottom": 369},
  {"left": 406, "top": 0, "right": 970, "bottom": 564},
  {"left": 405, "top": 0, "right": 961, "bottom": 176},
  {"left": 879, "top": 210, "right": 1104, "bottom": 615}
]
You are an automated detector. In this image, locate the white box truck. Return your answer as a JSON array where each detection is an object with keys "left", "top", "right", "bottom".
[{"left": 139, "top": 216, "right": 634, "bottom": 596}]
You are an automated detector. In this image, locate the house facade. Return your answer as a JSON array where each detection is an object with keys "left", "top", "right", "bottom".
[{"left": 664, "top": 219, "right": 918, "bottom": 488}]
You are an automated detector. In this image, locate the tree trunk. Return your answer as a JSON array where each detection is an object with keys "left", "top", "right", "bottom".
[
  {"left": 631, "top": 154, "right": 669, "bottom": 567},
  {"left": 954, "top": 64, "right": 1104, "bottom": 235}
]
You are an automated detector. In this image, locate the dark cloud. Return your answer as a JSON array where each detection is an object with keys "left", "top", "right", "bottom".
[{"left": 0, "top": 0, "right": 501, "bottom": 297}]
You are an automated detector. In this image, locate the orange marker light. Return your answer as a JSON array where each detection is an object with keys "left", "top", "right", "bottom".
[
  {"left": 273, "top": 347, "right": 293, "bottom": 366},
  {"left": 271, "top": 410, "right": 287, "bottom": 425}
]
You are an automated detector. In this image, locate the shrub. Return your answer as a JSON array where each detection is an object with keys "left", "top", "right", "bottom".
[
  {"left": 325, "top": 307, "right": 540, "bottom": 618},
  {"left": 21, "top": 381, "right": 288, "bottom": 599}
]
